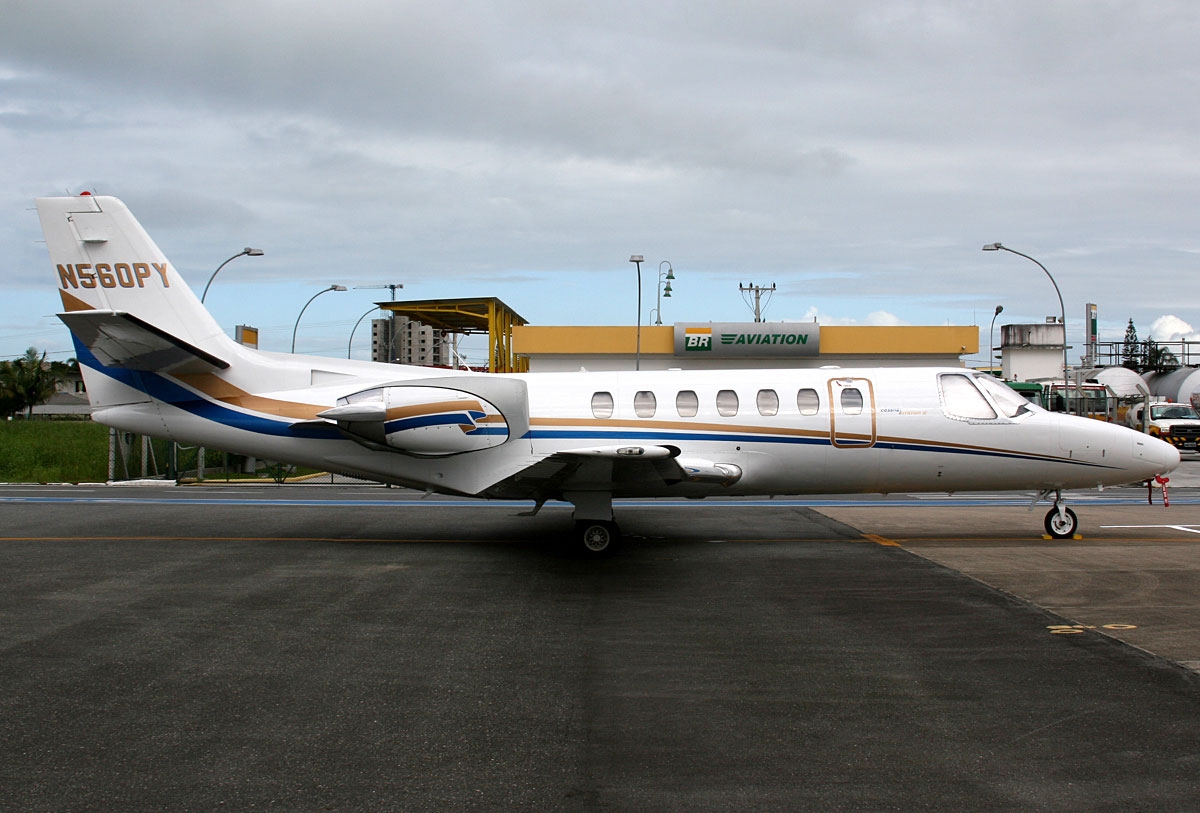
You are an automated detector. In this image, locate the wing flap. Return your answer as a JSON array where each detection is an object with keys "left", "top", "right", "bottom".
[{"left": 479, "top": 446, "right": 742, "bottom": 500}]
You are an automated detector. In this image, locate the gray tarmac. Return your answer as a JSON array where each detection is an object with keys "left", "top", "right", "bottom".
[{"left": 2, "top": 473, "right": 1200, "bottom": 811}]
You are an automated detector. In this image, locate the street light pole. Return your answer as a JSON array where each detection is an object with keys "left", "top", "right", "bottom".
[
  {"left": 201, "top": 247, "right": 264, "bottom": 303},
  {"left": 348, "top": 305, "right": 380, "bottom": 359},
  {"left": 982, "top": 243, "right": 1068, "bottom": 392},
  {"left": 630, "top": 255, "right": 643, "bottom": 371},
  {"left": 989, "top": 304, "right": 1004, "bottom": 376},
  {"left": 652, "top": 260, "right": 675, "bottom": 326},
  {"left": 291, "top": 284, "right": 348, "bottom": 353}
]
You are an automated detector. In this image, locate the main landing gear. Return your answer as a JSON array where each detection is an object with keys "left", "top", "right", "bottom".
[
  {"left": 1039, "top": 489, "right": 1079, "bottom": 539},
  {"left": 567, "top": 491, "right": 620, "bottom": 557},
  {"left": 575, "top": 520, "right": 620, "bottom": 557}
]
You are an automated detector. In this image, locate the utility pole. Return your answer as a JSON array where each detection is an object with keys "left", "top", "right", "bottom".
[{"left": 739, "top": 281, "right": 776, "bottom": 323}]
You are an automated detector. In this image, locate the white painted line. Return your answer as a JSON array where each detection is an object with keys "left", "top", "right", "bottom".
[{"left": 1100, "top": 524, "right": 1200, "bottom": 535}]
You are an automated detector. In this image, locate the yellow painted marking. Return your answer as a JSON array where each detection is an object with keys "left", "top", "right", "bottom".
[
  {"left": 862, "top": 533, "right": 901, "bottom": 546},
  {"left": 58, "top": 289, "right": 93, "bottom": 312},
  {"left": 1048, "top": 623, "right": 1137, "bottom": 634}
]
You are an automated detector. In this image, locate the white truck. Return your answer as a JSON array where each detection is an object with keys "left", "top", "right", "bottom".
[{"left": 1126, "top": 401, "right": 1200, "bottom": 452}]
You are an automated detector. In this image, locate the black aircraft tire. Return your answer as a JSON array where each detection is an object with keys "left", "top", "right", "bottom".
[
  {"left": 577, "top": 520, "right": 620, "bottom": 557},
  {"left": 1044, "top": 506, "right": 1079, "bottom": 539}
]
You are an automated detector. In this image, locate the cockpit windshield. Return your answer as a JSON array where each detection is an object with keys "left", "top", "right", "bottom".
[
  {"left": 939, "top": 373, "right": 1032, "bottom": 422},
  {"left": 974, "top": 375, "right": 1034, "bottom": 419}
]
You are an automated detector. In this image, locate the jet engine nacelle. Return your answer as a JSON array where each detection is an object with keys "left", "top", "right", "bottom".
[{"left": 320, "top": 385, "right": 509, "bottom": 456}]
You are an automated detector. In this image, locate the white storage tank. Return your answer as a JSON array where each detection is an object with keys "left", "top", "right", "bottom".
[{"left": 1143, "top": 367, "right": 1200, "bottom": 409}]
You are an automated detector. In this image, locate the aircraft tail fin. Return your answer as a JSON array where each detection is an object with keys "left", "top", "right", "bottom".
[{"left": 36, "top": 194, "right": 234, "bottom": 360}]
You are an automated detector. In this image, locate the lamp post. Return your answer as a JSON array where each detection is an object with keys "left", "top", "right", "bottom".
[
  {"left": 989, "top": 304, "right": 1003, "bottom": 376},
  {"left": 982, "top": 243, "right": 1068, "bottom": 391},
  {"left": 630, "top": 255, "right": 643, "bottom": 371},
  {"left": 652, "top": 260, "right": 675, "bottom": 325},
  {"left": 201, "top": 247, "right": 264, "bottom": 303},
  {"left": 291, "top": 284, "right": 347, "bottom": 353},
  {"left": 348, "top": 305, "right": 381, "bottom": 359}
]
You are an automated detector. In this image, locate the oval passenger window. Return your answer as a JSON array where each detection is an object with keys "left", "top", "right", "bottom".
[
  {"left": 634, "top": 390, "right": 657, "bottom": 418},
  {"left": 591, "top": 391, "right": 614, "bottom": 419},
  {"left": 716, "top": 389, "right": 739, "bottom": 417}
]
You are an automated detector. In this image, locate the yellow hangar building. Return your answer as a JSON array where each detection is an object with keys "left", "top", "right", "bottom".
[
  {"left": 512, "top": 322, "right": 979, "bottom": 372},
  {"left": 374, "top": 299, "right": 978, "bottom": 372}
]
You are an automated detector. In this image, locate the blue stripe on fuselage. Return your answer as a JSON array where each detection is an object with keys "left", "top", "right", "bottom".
[{"left": 75, "top": 341, "right": 341, "bottom": 439}]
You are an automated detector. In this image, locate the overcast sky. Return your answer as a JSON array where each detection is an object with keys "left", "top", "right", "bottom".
[{"left": 4, "top": 1, "right": 1200, "bottom": 366}]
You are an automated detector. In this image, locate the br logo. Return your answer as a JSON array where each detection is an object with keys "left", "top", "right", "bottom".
[{"left": 684, "top": 327, "right": 712, "bottom": 351}]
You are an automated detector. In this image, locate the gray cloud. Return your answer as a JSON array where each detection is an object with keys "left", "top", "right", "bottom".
[{"left": 3, "top": 1, "right": 1200, "bottom": 361}]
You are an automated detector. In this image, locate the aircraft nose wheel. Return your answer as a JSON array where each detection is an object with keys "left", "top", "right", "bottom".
[
  {"left": 1044, "top": 506, "right": 1078, "bottom": 539},
  {"left": 576, "top": 520, "right": 620, "bottom": 557}
]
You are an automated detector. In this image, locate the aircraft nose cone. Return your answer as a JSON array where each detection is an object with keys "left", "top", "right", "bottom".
[{"left": 1136, "top": 434, "right": 1180, "bottom": 477}]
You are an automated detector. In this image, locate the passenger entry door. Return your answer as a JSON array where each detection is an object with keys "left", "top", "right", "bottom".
[{"left": 829, "top": 377, "right": 876, "bottom": 448}]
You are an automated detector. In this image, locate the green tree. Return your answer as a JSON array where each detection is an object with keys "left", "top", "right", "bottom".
[
  {"left": 1122, "top": 319, "right": 1140, "bottom": 370},
  {"left": 0, "top": 361, "right": 20, "bottom": 417},
  {"left": 1143, "top": 341, "right": 1180, "bottom": 373},
  {"left": 0, "top": 348, "right": 64, "bottom": 418}
]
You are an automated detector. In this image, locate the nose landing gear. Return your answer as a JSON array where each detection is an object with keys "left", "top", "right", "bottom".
[
  {"left": 1044, "top": 504, "right": 1079, "bottom": 539},
  {"left": 1038, "top": 489, "right": 1079, "bottom": 539}
]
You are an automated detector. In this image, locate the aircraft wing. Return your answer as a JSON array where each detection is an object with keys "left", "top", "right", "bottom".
[
  {"left": 60, "top": 310, "right": 229, "bottom": 374},
  {"left": 481, "top": 443, "right": 741, "bottom": 501}
]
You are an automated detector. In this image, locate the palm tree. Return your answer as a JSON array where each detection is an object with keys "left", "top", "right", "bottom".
[
  {"left": 0, "top": 348, "right": 65, "bottom": 418},
  {"left": 1143, "top": 341, "right": 1180, "bottom": 373}
]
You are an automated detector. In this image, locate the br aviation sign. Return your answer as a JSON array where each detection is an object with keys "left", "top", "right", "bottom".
[{"left": 674, "top": 323, "right": 820, "bottom": 357}]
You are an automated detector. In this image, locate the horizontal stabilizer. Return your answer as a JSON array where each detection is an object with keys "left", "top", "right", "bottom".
[{"left": 60, "top": 309, "right": 229, "bottom": 374}]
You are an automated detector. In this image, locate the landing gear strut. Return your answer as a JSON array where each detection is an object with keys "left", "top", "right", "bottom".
[{"left": 1041, "top": 490, "right": 1079, "bottom": 539}]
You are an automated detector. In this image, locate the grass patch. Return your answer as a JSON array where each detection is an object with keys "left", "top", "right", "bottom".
[
  {"left": 0, "top": 420, "right": 331, "bottom": 483},
  {"left": 0, "top": 420, "right": 110, "bottom": 482}
]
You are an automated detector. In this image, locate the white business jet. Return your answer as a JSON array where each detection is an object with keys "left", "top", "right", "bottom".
[{"left": 36, "top": 194, "right": 1180, "bottom": 554}]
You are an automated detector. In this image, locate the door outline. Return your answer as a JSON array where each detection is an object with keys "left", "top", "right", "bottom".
[{"left": 828, "top": 377, "right": 877, "bottom": 448}]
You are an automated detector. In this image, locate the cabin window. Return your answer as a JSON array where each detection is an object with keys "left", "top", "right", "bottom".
[
  {"left": 796, "top": 388, "right": 820, "bottom": 416},
  {"left": 840, "top": 387, "right": 864, "bottom": 416},
  {"left": 716, "top": 389, "right": 739, "bottom": 417},
  {"left": 757, "top": 389, "right": 779, "bottom": 416},
  {"left": 591, "top": 391, "right": 614, "bottom": 419},
  {"left": 634, "top": 390, "right": 657, "bottom": 418},
  {"left": 938, "top": 374, "right": 997, "bottom": 420},
  {"left": 676, "top": 390, "right": 699, "bottom": 417}
]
